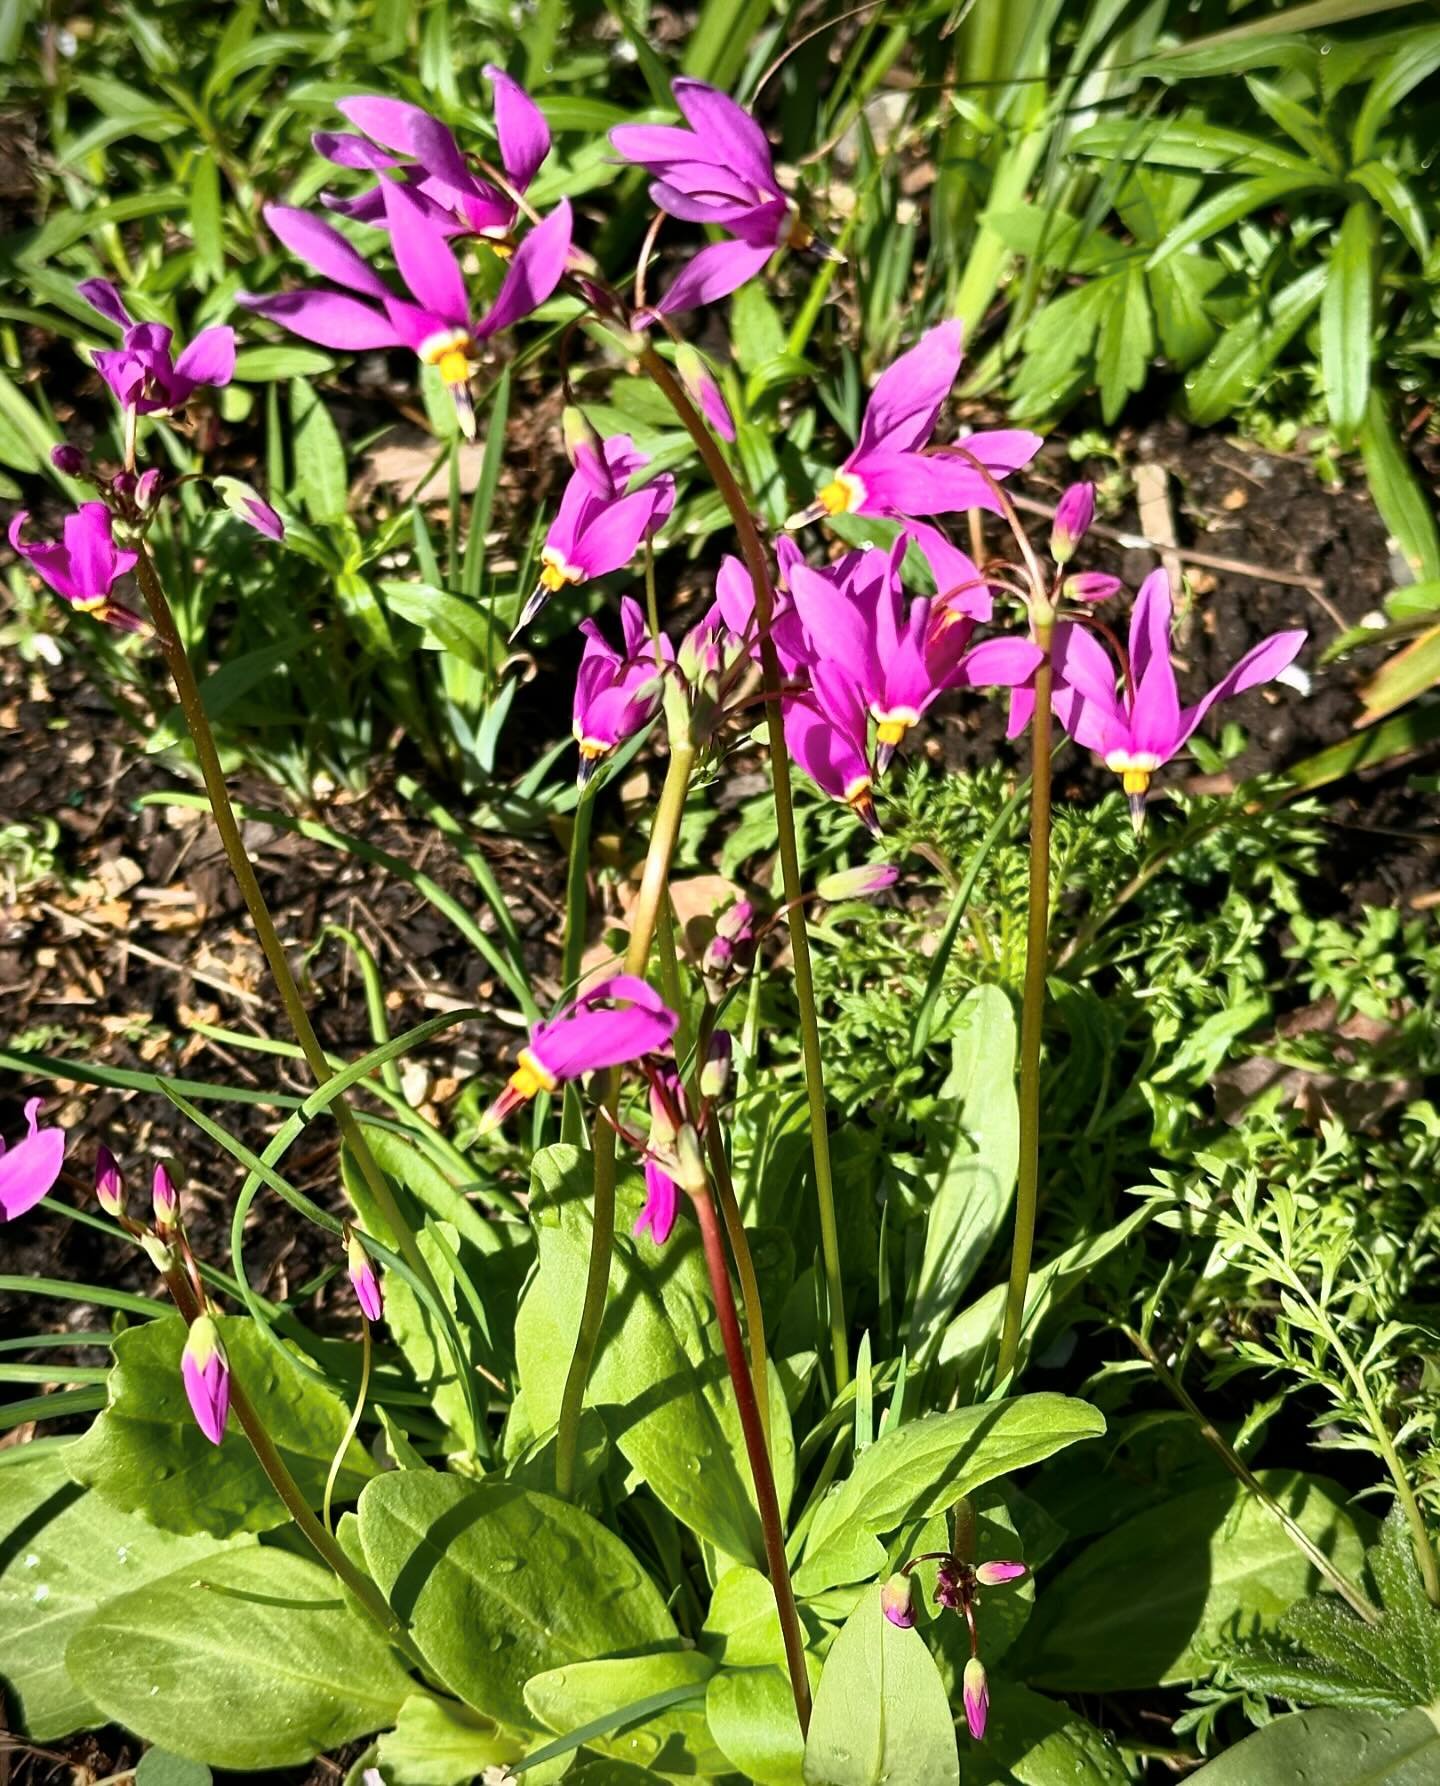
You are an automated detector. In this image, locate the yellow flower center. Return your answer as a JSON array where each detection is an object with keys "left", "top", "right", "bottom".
[
  {"left": 574, "top": 734, "right": 610, "bottom": 761},
  {"left": 1120, "top": 767, "right": 1151, "bottom": 797},
  {"left": 539, "top": 549, "right": 585, "bottom": 593},
  {"left": 785, "top": 213, "right": 814, "bottom": 251},
  {"left": 817, "top": 470, "right": 866, "bottom": 516},
  {"left": 509, "top": 1047, "right": 558, "bottom": 1100},
  {"left": 420, "top": 329, "right": 476, "bottom": 388},
  {"left": 875, "top": 718, "right": 909, "bottom": 746}
]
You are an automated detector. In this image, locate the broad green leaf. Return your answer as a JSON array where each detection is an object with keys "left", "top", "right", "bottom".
[
  {"left": 1321, "top": 201, "right": 1373, "bottom": 441},
  {"left": 1245, "top": 77, "right": 1336, "bottom": 167},
  {"left": 1182, "top": 266, "right": 1327, "bottom": 426},
  {"left": 732, "top": 281, "right": 789, "bottom": 377},
  {"left": 1022, "top": 1472, "right": 1368, "bottom": 1690},
  {"left": 707, "top": 1666, "right": 807, "bottom": 1786},
  {"left": 66, "top": 1315, "right": 377, "bottom": 1537},
  {"left": 1071, "top": 117, "right": 1314, "bottom": 176},
  {"left": 0, "top": 1449, "right": 249, "bottom": 1739},
  {"left": 1350, "top": 160, "right": 1429, "bottom": 259},
  {"left": 514, "top": 1145, "right": 794, "bottom": 1566},
  {"left": 1148, "top": 254, "right": 1222, "bottom": 366},
  {"left": 356, "top": 1470, "right": 676, "bottom": 1731},
  {"left": 65, "top": 1546, "right": 413, "bottom": 1768},
  {"left": 1359, "top": 389, "right": 1440, "bottom": 581},
  {"left": 1096, "top": 262, "right": 1154, "bottom": 423},
  {"left": 960, "top": 1683, "right": 1128, "bottom": 1785},
  {"left": 802, "top": 1585, "right": 958, "bottom": 1786},
  {"left": 909, "top": 986, "right": 1018, "bottom": 1357},
  {"left": 795, "top": 1395, "right": 1105, "bottom": 1595},
  {"left": 380, "top": 581, "right": 502, "bottom": 666},
  {"left": 376, "top": 1694, "right": 522, "bottom": 1785},
  {"left": 290, "top": 379, "right": 348, "bottom": 523},
  {"left": 233, "top": 346, "right": 337, "bottom": 381},
  {"left": 1148, "top": 173, "right": 1333, "bottom": 269},
  {"left": 133, "top": 1751, "right": 212, "bottom": 1786},
  {"left": 524, "top": 1652, "right": 720, "bottom": 1774},
  {"left": 1189, "top": 1704, "right": 1440, "bottom": 1784},
  {"left": 704, "top": 1563, "right": 789, "bottom": 1668},
  {"left": 189, "top": 154, "right": 224, "bottom": 284}
]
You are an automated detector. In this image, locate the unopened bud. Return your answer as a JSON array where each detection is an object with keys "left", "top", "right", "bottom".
[
  {"left": 715, "top": 899, "right": 754, "bottom": 943},
  {"left": 676, "top": 343, "right": 736, "bottom": 443},
  {"left": 975, "top": 1560, "right": 1027, "bottom": 1587},
  {"left": 346, "top": 1229, "right": 383, "bottom": 1323},
  {"left": 181, "top": 1314, "right": 230, "bottom": 1446},
  {"left": 52, "top": 443, "right": 88, "bottom": 477},
  {"left": 815, "top": 862, "right": 899, "bottom": 902},
  {"left": 136, "top": 468, "right": 164, "bottom": 511},
  {"left": 1050, "top": 482, "right": 1094, "bottom": 564},
  {"left": 94, "top": 1145, "right": 125, "bottom": 1219},
  {"left": 212, "top": 476, "right": 284, "bottom": 542},
  {"left": 880, "top": 1573, "right": 915, "bottom": 1628},
  {"left": 700, "top": 1030, "right": 733, "bottom": 1102},
  {"left": 152, "top": 1161, "right": 179, "bottom": 1232},
  {"left": 674, "top": 1124, "right": 708, "bottom": 1196},
  {"left": 1063, "top": 571, "right": 1121, "bottom": 604},
  {"left": 962, "top": 1656, "right": 988, "bottom": 1741},
  {"left": 561, "top": 405, "right": 608, "bottom": 486},
  {"left": 140, "top": 1233, "right": 174, "bottom": 1274},
  {"left": 112, "top": 471, "right": 136, "bottom": 500}
]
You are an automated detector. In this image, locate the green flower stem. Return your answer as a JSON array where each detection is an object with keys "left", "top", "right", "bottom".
[
  {"left": 637, "top": 345, "right": 850, "bottom": 1393},
  {"left": 555, "top": 741, "right": 697, "bottom": 1500},
  {"left": 998, "top": 620, "right": 1053, "bottom": 1381},
  {"left": 162, "top": 1266, "right": 425, "bottom": 1671},
  {"left": 689, "top": 1175, "right": 812, "bottom": 1736},
  {"left": 559, "top": 780, "right": 597, "bottom": 1146},
  {"left": 133, "top": 546, "right": 442, "bottom": 1317}
]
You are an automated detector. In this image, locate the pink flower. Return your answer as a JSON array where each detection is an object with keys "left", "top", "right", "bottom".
[
  {"left": 347, "top": 1230, "right": 383, "bottom": 1323},
  {"left": 675, "top": 344, "right": 736, "bottom": 441},
  {"left": 240, "top": 184, "right": 572, "bottom": 437},
  {"left": 572, "top": 596, "right": 670, "bottom": 784},
  {"left": 635, "top": 1158, "right": 679, "bottom": 1245},
  {"left": 316, "top": 72, "right": 550, "bottom": 241},
  {"left": 78, "top": 280, "right": 235, "bottom": 417},
  {"left": 212, "top": 477, "right": 284, "bottom": 542},
  {"left": 479, "top": 975, "right": 678, "bottom": 1131},
  {"left": 94, "top": 1145, "right": 124, "bottom": 1219},
  {"left": 789, "top": 323, "right": 1041, "bottom": 526},
  {"left": 783, "top": 693, "right": 878, "bottom": 835},
  {"left": 181, "top": 1315, "right": 230, "bottom": 1446},
  {"left": 516, "top": 435, "right": 675, "bottom": 633},
  {"left": 962, "top": 1656, "right": 988, "bottom": 1741},
  {"left": 8, "top": 504, "right": 143, "bottom": 632},
  {"left": 1050, "top": 482, "right": 1095, "bottom": 563},
  {"left": 0, "top": 1098, "right": 65, "bottom": 1223},
  {"left": 611, "top": 79, "right": 832, "bottom": 316},
  {"left": 713, "top": 552, "right": 809, "bottom": 676},
  {"left": 1008, "top": 569, "right": 1306, "bottom": 826}
]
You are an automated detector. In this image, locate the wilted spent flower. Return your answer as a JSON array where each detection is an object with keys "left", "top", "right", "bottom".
[
  {"left": 1050, "top": 481, "right": 1095, "bottom": 563},
  {"left": 181, "top": 1314, "right": 231, "bottom": 1446},
  {"left": 94, "top": 1145, "right": 125, "bottom": 1219},
  {"left": 347, "top": 1229, "right": 383, "bottom": 1322},
  {"left": 880, "top": 1573, "right": 916, "bottom": 1629}
]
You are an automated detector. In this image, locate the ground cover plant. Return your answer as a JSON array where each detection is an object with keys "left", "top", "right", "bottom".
[{"left": 2, "top": 4, "right": 1439, "bottom": 1785}]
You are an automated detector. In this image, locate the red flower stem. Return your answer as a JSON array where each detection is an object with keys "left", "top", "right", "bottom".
[{"left": 690, "top": 1178, "right": 812, "bottom": 1735}]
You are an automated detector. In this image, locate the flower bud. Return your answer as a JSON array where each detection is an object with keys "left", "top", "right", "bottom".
[
  {"left": 674, "top": 1124, "right": 708, "bottom": 1196},
  {"left": 815, "top": 862, "right": 899, "bottom": 902},
  {"left": 1050, "top": 482, "right": 1094, "bottom": 564},
  {"left": 212, "top": 476, "right": 284, "bottom": 542},
  {"left": 975, "top": 1559, "right": 1027, "bottom": 1587},
  {"left": 112, "top": 471, "right": 137, "bottom": 500},
  {"left": 181, "top": 1314, "right": 230, "bottom": 1446},
  {"left": 94, "top": 1145, "right": 125, "bottom": 1219},
  {"left": 561, "top": 405, "right": 607, "bottom": 486},
  {"left": 347, "top": 1229, "right": 383, "bottom": 1323},
  {"left": 51, "top": 443, "right": 88, "bottom": 477},
  {"left": 648, "top": 1079, "right": 679, "bottom": 1152},
  {"left": 962, "top": 1656, "right": 988, "bottom": 1741},
  {"left": 880, "top": 1573, "right": 916, "bottom": 1628},
  {"left": 152, "top": 1161, "right": 179, "bottom": 1233},
  {"left": 676, "top": 344, "right": 736, "bottom": 443},
  {"left": 135, "top": 468, "right": 163, "bottom": 511},
  {"left": 699, "top": 1030, "right": 733, "bottom": 1103},
  {"left": 1063, "top": 571, "right": 1121, "bottom": 604}
]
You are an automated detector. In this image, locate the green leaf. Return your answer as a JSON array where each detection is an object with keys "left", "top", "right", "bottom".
[
  {"left": 1022, "top": 1472, "right": 1368, "bottom": 1690},
  {"left": 189, "top": 154, "right": 224, "bottom": 284},
  {"left": 355, "top": 1470, "right": 677, "bottom": 1731},
  {"left": 1352, "top": 28, "right": 1440, "bottom": 163},
  {"left": 731, "top": 281, "right": 788, "bottom": 376},
  {"left": 959, "top": 1683, "right": 1128, "bottom": 1785},
  {"left": 795, "top": 1395, "right": 1105, "bottom": 1596},
  {"left": 1148, "top": 254, "right": 1222, "bottom": 365},
  {"left": 909, "top": 986, "right": 1018, "bottom": 1356},
  {"left": 1147, "top": 173, "right": 1333, "bottom": 269},
  {"left": 1359, "top": 389, "right": 1440, "bottom": 582},
  {"left": 1070, "top": 116, "right": 1313, "bottom": 176},
  {"left": 802, "top": 1585, "right": 958, "bottom": 1786},
  {"left": 524, "top": 1652, "right": 720, "bottom": 1775},
  {"left": 65, "top": 1546, "right": 413, "bottom": 1768},
  {"left": 1245, "top": 77, "right": 1336, "bottom": 167},
  {"left": 290, "top": 379, "right": 348, "bottom": 523},
  {"left": 134, "top": 1752, "right": 212, "bottom": 1786},
  {"left": 707, "top": 1666, "right": 807, "bottom": 1786},
  {"left": 514, "top": 1145, "right": 794, "bottom": 1566},
  {"left": 146, "top": 638, "right": 302, "bottom": 755},
  {"left": 233, "top": 346, "right": 337, "bottom": 381},
  {"left": 376, "top": 1694, "right": 523, "bottom": 1786},
  {"left": 1320, "top": 201, "right": 1373, "bottom": 441},
  {"left": 66, "top": 1315, "right": 377, "bottom": 1537},
  {"left": 1095, "top": 263, "right": 1154, "bottom": 424},
  {"left": 1182, "top": 266, "right": 1327, "bottom": 426},
  {"left": 1350, "top": 160, "right": 1429, "bottom": 259},
  {"left": 0, "top": 1449, "right": 249, "bottom": 1740},
  {"left": 1188, "top": 1705, "right": 1440, "bottom": 1784},
  {"left": 1357, "top": 623, "right": 1440, "bottom": 722},
  {"left": 380, "top": 581, "right": 502, "bottom": 667}
]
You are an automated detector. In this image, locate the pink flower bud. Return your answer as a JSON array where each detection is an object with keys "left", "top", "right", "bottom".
[
  {"left": 1063, "top": 571, "right": 1122, "bottom": 603},
  {"left": 561, "top": 404, "right": 607, "bottom": 481},
  {"left": 975, "top": 1559, "right": 1027, "bottom": 1587},
  {"left": 152, "top": 1161, "right": 179, "bottom": 1231},
  {"left": 347, "top": 1230, "right": 383, "bottom": 1323},
  {"left": 135, "top": 468, "right": 163, "bottom": 510},
  {"left": 815, "top": 862, "right": 899, "bottom": 902},
  {"left": 676, "top": 343, "right": 736, "bottom": 443},
  {"left": 880, "top": 1573, "right": 915, "bottom": 1628},
  {"left": 52, "top": 443, "right": 87, "bottom": 476},
  {"left": 1050, "top": 482, "right": 1094, "bottom": 563},
  {"left": 700, "top": 1030, "right": 733, "bottom": 1103},
  {"left": 212, "top": 476, "right": 284, "bottom": 542},
  {"left": 674, "top": 1124, "right": 708, "bottom": 1196},
  {"left": 181, "top": 1314, "right": 230, "bottom": 1446},
  {"left": 94, "top": 1145, "right": 125, "bottom": 1219},
  {"left": 962, "top": 1656, "right": 988, "bottom": 1741}
]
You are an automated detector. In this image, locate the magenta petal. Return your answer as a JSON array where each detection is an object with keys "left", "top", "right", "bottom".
[
  {"left": 572, "top": 485, "right": 672, "bottom": 579},
  {"left": 0, "top": 1104, "right": 65, "bottom": 1223},
  {"left": 486, "top": 64, "right": 550, "bottom": 191},
  {"left": 77, "top": 278, "right": 134, "bottom": 330},
  {"left": 635, "top": 1160, "right": 678, "bottom": 1245},
  {"left": 182, "top": 1352, "right": 228, "bottom": 1445},
  {"left": 905, "top": 520, "right": 991, "bottom": 621},
  {"left": 336, "top": 95, "right": 438, "bottom": 156},
  {"left": 314, "top": 129, "right": 398, "bottom": 172},
  {"left": 382, "top": 181, "right": 468, "bottom": 327},
  {"left": 240, "top": 288, "right": 398, "bottom": 350},
  {"left": 857, "top": 320, "right": 963, "bottom": 459},
  {"left": 951, "top": 634, "right": 1044, "bottom": 690},
  {"left": 479, "top": 199, "right": 572, "bottom": 335},
  {"left": 671, "top": 78, "right": 780, "bottom": 196},
  {"left": 530, "top": 974, "right": 678, "bottom": 1080},
  {"left": 173, "top": 325, "right": 236, "bottom": 392},
  {"left": 655, "top": 237, "right": 775, "bottom": 316},
  {"left": 262, "top": 204, "right": 394, "bottom": 300},
  {"left": 64, "top": 504, "right": 121, "bottom": 598},
  {"left": 1179, "top": 628, "right": 1307, "bottom": 745}
]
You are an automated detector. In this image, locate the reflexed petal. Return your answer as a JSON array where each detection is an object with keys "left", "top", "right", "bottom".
[
  {"left": 671, "top": 79, "right": 779, "bottom": 196},
  {"left": 382, "top": 180, "right": 468, "bottom": 326},
  {"left": 77, "top": 278, "right": 134, "bottom": 330},
  {"left": 63, "top": 504, "right": 121, "bottom": 599},
  {"left": 1128, "top": 567, "right": 1174, "bottom": 687},
  {"left": 486, "top": 64, "right": 550, "bottom": 191},
  {"left": 856, "top": 320, "right": 963, "bottom": 459},
  {"left": 530, "top": 975, "right": 678, "bottom": 1081},
  {"left": 313, "top": 130, "right": 398, "bottom": 171},
  {"left": 904, "top": 520, "right": 991, "bottom": 621},
  {"left": 240, "top": 288, "right": 398, "bottom": 350},
  {"left": 634, "top": 1160, "right": 678, "bottom": 1245},
  {"left": 1178, "top": 628, "right": 1307, "bottom": 746},
  {"left": 950, "top": 633, "right": 1044, "bottom": 691},
  {"left": 479, "top": 199, "right": 572, "bottom": 335},
  {"left": 336, "top": 95, "right": 438, "bottom": 156},
  {"left": 571, "top": 484, "right": 673, "bottom": 579},
  {"left": 262, "top": 204, "right": 393, "bottom": 299},
  {"left": 0, "top": 1100, "right": 65, "bottom": 1223},
  {"left": 653, "top": 237, "right": 775, "bottom": 316},
  {"left": 173, "top": 325, "right": 236, "bottom": 393}
]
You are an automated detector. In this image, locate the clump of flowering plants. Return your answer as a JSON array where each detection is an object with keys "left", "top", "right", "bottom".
[{"left": 8, "top": 48, "right": 1405, "bottom": 1786}]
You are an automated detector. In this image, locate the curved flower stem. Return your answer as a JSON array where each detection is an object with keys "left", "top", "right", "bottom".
[
  {"left": 636, "top": 344, "right": 850, "bottom": 1393},
  {"left": 689, "top": 1176, "right": 812, "bottom": 1735},
  {"left": 132, "top": 548, "right": 452, "bottom": 1387},
  {"left": 555, "top": 741, "right": 697, "bottom": 1500},
  {"left": 997, "top": 620, "right": 1053, "bottom": 1381}
]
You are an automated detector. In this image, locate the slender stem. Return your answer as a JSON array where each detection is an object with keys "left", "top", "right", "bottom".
[
  {"left": 162, "top": 1268, "right": 425, "bottom": 1669},
  {"left": 690, "top": 1179, "right": 812, "bottom": 1735},
  {"left": 997, "top": 625, "right": 1053, "bottom": 1381},
  {"left": 637, "top": 346, "right": 849, "bottom": 1392},
  {"left": 133, "top": 546, "right": 443, "bottom": 1322},
  {"left": 1124, "top": 1324, "right": 1381, "bottom": 1624},
  {"left": 559, "top": 782, "right": 597, "bottom": 1146},
  {"left": 555, "top": 743, "right": 696, "bottom": 1499}
]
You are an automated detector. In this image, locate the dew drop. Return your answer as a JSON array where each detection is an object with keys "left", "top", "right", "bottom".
[
  {"left": 23, "top": 1553, "right": 39, "bottom": 1569},
  {"left": 32, "top": 1584, "right": 50, "bottom": 1603}
]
